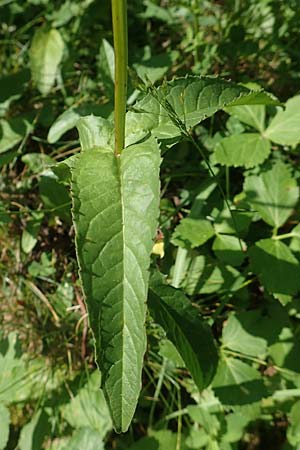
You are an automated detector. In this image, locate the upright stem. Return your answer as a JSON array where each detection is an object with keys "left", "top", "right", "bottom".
[{"left": 111, "top": 0, "right": 128, "bottom": 155}]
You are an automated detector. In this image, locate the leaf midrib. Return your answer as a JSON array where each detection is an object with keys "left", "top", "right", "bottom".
[{"left": 116, "top": 153, "right": 126, "bottom": 430}]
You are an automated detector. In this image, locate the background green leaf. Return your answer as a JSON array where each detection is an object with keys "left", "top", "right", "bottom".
[
  {"left": 30, "top": 25, "right": 64, "bottom": 95},
  {"left": 249, "top": 238, "right": 300, "bottom": 297},
  {"left": 149, "top": 275, "right": 218, "bottom": 391},
  {"left": 265, "top": 96, "right": 300, "bottom": 146},
  {"left": 244, "top": 161, "right": 299, "bottom": 228},
  {"left": 214, "top": 133, "right": 271, "bottom": 168}
]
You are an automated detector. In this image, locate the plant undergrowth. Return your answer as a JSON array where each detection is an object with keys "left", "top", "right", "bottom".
[{"left": 1, "top": 1, "right": 300, "bottom": 449}]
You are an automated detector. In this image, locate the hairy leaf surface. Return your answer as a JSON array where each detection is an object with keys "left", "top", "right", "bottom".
[
  {"left": 71, "top": 138, "right": 161, "bottom": 432},
  {"left": 127, "top": 76, "right": 279, "bottom": 141},
  {"left": 148, "top": 275, "right": 218, "bottom": 390}
]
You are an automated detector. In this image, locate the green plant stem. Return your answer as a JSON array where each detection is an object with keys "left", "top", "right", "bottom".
[
  {"left": 148, "top": 358, "right": 167, "bottom": 429},
  {"left": 273, "top": 232, "right": 298, "bottom": 240},
  {"left": 111, "top": 0, "right": 128, "bottom": 155}
]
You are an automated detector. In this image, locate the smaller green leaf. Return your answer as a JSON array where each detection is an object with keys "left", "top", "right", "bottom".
[
  {"left": 187, "top": 406, "right": 220, "bottom": 436},
  {"left": 184, "top": 255, "right": 245, "bottom": 295},
  {"left": 47, "top": 104, "right": 113, "bottom": 143},
  {"left": 21, "top": 214, "right": 43, "bottom": 254},
  {"left": 0, "top": 70, "right": 30, "bottom": 116},
  {"left": 287, "top": 401, "right": 300, "bottom": 446},
  {"left": 22, "top": 153, "right": 53, "bottom": 173},
  {"left": 98, "top": 38, "right": 115, "bottom": 97},
  {"left": 66, "top": 428, "right": 104, "bottom": 450},
  {"left": 212, "top": 357, "right": 267, "bottom": 405},
  {"left": 133, "top": 53, "right": 171, "bottom": 84},
  {"left": 212, "top": 234, "right": 246, "bottom": 266},
  {"left": 269, "top": 327, "right": 300, "bottom": 378},
  {"left": 0, "top": 404, "right": 10, "bottom": 450},
  {"left": 222, "top": 413, "right": 250, "bottom": 444},
  {"left": 18, "top": 410, "right": 50, "bottom": 450},
  {"left": 244, "top": 161, "right": 299, "bottom": 228},
  {"left": 212, "top": 203, "right": 252, "bottom": 236},
  {"left": 0, "top": 118, "right": 32, "bottom": 153},
  {"left": 214, "top": 133, "right": 271, "bottom": 168},
  {"left": 149, "top": 274, "right": 218, "bottom": 391},
  {"left": 172, "top": 218, "right": 215, "bottom": 248},
  {"left": 222, "top": 313, "right": 268, "bottom": 359},
  {"left": 76, "top": 116, "right": 114, "bottom": 150},
  {"left": 128, "top": 430, "right": 184, "bottom": 450},
  {"left": 222, "top": 305, "right": 287, "bottom": 360},
  {"left": 186, "top": 428, "right": 209, "bottom": 449},
  {"left": 265, "top": 96, "right": 300, "bottom": 146},
  {"left": 61, "top": 372, "right": 112, "bottom": 439},
  {"left": 159, "top": 339, "right": 185, "bottom": 367},
  {"left": 249, "top": 239, "right": 300, "bottom": 297},
  {"left": 225, "top": 104, "right": 266, "bottom": 132},
  {"left": 30, "top": 25, "right": 64, "bottom": 95},
  {"left": 39, "top": 170, "right": 71, "bottom": 222}
]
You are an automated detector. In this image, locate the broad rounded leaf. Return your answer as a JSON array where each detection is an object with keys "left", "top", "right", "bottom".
[
  {"left": 172, "top": 218, "right": 215, "bottom": 248},
  {"left": 66, "top": 428, "right": 104, "bottom": 450},
  {"left": 212, "top": 358, "right": 267, "bottom": 405},
  {"left": 214, "top": 133, "right": 271, "bottom": 168},
  {"left": 222, "top": 313, "right": 268, "bottom": 359},
  {"left": 30, "top": 25, "right": 64, "bottom": 95},
  {"left": 71, "top": 137, "right": 161, "bottom": 432},
  {"left": 148, "top": 275, "right": 218, "bottom": 391},
  {"left": 212, "top": 234, "right": 246, "bottom": 266},
  {"left": 249, "top": 238, "right": 300, "bottom": 297},
  {"left": 265, "top": 96, "right": 300, "bottom": 146},
  {"left": 244, "top": 161, "right": 299, "bottom": 228}
]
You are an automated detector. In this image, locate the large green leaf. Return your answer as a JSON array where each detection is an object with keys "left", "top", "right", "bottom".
[
  {"left": 127, "top": 76, "right": 279, "bottom": 141},
  {"left": 148, "top": 275, "right": 218, "bottom": 391},
  {"left": 214, "top": 133, "right": 271, "bottom": 168},
  {"left": 30, "top": 25, "right": 64, "bottom": 95},
  {"left": 265, "top": 96, "right": 300, "bottom": 146},
  {"left": 249, "top": 238, "right": 300, "bottom": 297},
  {"left": 244, "top": 161, "right": 299, "bottom": 228},
  {"left": 71, "top": 136, "right": 161, "bottom": 432}
]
